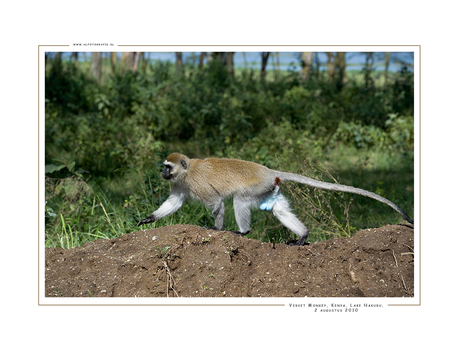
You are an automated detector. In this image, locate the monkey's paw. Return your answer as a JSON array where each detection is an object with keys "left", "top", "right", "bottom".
[
  {"left": 229, "top": 230, "right": 250, "bottom": 236},
  {"left": 137, "top": 215, "right": 156, "bottom": 226},
  {"left": 288, "top": 235, "right": 308, "bottom": 246},
  {"left": 203, "top": 226, "right": 220, "bottom": 230}
]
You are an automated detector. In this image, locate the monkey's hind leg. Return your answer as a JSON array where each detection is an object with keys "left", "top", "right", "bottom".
[
  {"left": 271, "top": 194, "right": 309, "bottom": 246},
  {"left": 230, "top": 197, "right": 251, "bottom": 236},
  {"left": 202, "top": 200, "right": 225, "bottom": 231}
]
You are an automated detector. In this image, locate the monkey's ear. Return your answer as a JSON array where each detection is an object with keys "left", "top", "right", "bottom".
[{"left": 180, "top": 159, "right": 187, "bottom": 170}]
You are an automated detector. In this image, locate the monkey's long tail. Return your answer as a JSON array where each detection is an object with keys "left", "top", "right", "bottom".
[{"left": 276, "top": 171, "right": 414, "bottom": 224}]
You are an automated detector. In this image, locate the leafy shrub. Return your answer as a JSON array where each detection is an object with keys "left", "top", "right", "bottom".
[
  {"left": 332, "top": 121, "right": 386, "bottom": 149},
  {"left": 385, "top": 113, "right": 414, "bottom": 155},
  {"left": 223, "top": 120, "right": 323, "bottom": 169},
  {"left": 45, "top": 58, "right": 96, "bottom": 114}
]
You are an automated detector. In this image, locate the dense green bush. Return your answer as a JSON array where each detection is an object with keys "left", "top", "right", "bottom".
[{"left": 46, "top": 58, "right": 414, "bottom": 173}]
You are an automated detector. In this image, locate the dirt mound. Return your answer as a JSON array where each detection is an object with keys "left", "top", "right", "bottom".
[{"left": 45, "top": 224, "right": 414, "bottom": 298}]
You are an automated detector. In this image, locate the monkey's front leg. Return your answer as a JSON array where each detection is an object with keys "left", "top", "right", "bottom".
[
  {"left": 203, "top": 226, "right": 220, "bottom": 230},
  {"left": 137, "top": 186, "right": 187, "bottom": 227},
  {"left": 211, "top": 200, "right": 225, "bottom": 230},
  {"left": 202, "top": 200, "right": 226, "bottom": 231}
]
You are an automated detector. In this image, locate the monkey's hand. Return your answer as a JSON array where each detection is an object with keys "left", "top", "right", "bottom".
[{"left": 137, "top": 215, "right": 156, "bottom": 226}]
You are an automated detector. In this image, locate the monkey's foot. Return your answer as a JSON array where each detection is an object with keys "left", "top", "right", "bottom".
[
  {"left": 289, "top": 234, "right": 308, "bottom": 246},
  {"left": 229, "top": 230, "right": 250, "bottom": 236},
  {"left": 137, "top": 215, "right": 156, "bottom": 226},
  {"left": 203, "top": 226, "right": 220, "bottom": 230}
]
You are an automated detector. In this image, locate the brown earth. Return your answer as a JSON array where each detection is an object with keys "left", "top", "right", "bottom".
[{"left": 45, "top": 223, "right": 414, "bottom": 298}]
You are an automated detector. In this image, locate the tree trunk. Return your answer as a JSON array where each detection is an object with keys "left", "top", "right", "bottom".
[
  {"left": 72, "top": 52, "right": 79, "bottom": 67},
  {"left": 141, "top": 52, "right": 148, "bottom": 73},
  {"left": 242, "top": 52, "right": 248, "bottom": 70},
  {"left": 301, "top": 52, "right": 313, "bottom": 79},
  {"left": 110, "top": 52, "right": 116, "bottom": 74},
  {"left": 275, "top": 52, "right": 280, "bottom": 79},
  {"left": 209, "top": 52, "right": 226, "bottom": 64},
  {"left": 121, "top": 52, "right": 140, "bottom": 71},
  {"left": 364, "top": 52, "right": 374, "bottom": 87},
  {"left": 314, "top": 52, "right": 321, "bottom": 75},
  {"left": 91, "top": 52, "right": 102, "bottom": 83},
  {"left": 326, "top": 52, "right": 335, "bottom": 80},
  {"left": 198, "top": 52, "right": 207, "bottom": 67},
  {"left": 121, "top": 52, "right": 129, "bottom": 70},
  {"left": 384, "top": 52, "right": 391, "bottom": 85},
  {"left": 336, "top": 52, "right": 346, "bottom": 89},
  {"left": 207, "top": 52, "right": 235, "bottom": 76},
  {"left": 261, "top": 52, "right": 270, "bottom": 79},
  {"left": 176, "top": 52, "right": 183, "bottom": 70},
  {"left": 132, "top": 52, "right": 140, "bottom": 72},
  {"left": 121, "top": 52, "right": 132, "bottom": 71},
  {"left": 226, "top": 52, "right": 234, "bottom": 76}
]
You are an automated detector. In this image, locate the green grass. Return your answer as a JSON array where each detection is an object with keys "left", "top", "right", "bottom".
[{"left": 324, "top": 145, "right": 413, "bottom": 226}]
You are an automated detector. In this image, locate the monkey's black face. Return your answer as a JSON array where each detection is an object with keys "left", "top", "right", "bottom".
[{"left": 162, "top": 164, "right": 173, "bottom": 180}]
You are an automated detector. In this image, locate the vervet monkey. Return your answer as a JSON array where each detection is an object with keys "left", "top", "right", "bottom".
[{"left": 137, "top": 153, "right": 414, "bottom": 246}]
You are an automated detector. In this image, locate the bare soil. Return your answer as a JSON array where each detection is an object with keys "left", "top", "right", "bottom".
[{"left": 45, "top": 223, "right": 414, "bottom": 298}]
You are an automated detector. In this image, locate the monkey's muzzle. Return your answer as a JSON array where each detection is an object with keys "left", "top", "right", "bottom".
[{"left": 162, "top": 165, "right": 173, "bottom": 180}]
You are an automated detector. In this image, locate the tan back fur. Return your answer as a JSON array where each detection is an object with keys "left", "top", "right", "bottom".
[{"left": 166, "top": 153, "right": 275, "bottom": 204}]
